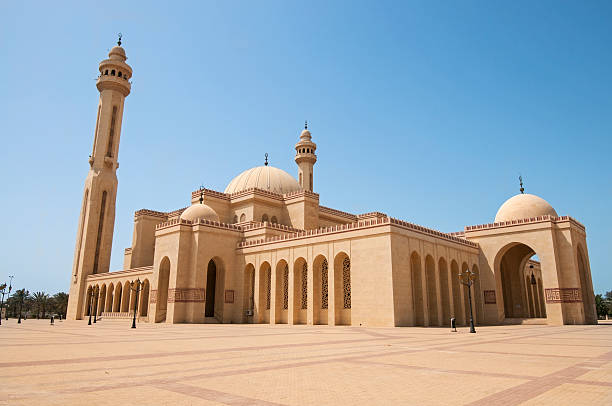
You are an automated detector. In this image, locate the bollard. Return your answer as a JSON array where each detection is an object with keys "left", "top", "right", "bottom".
[{"left": 450, "top": 317, "right": 457, "bottom": 332}]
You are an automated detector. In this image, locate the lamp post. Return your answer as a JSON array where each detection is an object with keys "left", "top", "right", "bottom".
[
  {"left": 130, "top": 279, "right": 141, "bottom": 329},
  {"left": 92, "top": 286, "right": 99, "bottom": 323},
  {"left": 459, "top": 269, "right": 478, "bottom": 333},
  {"left": 6, "top": 276, "right": 13, "bottom": 320},
  {"left": 0, "top": 283, "right": 6, "bottom": 326}
]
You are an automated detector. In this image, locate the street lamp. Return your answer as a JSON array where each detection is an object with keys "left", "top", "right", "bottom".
[
  {"left": 529, "top": 264, "right": 537, "bottom": 286},
  {"left": 130, "top": 279, "right": 141, "bottom": 329},
  {"left": 6, "top": 276, "right": 13, "bottom": 320},
  {"left": 459, "top": 269, "right": 478, "bottom": 333},
  {"left": 0, "top": 283, "right": 6, "bottom": 326}
]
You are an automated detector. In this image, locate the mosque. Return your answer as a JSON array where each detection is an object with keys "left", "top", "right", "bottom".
[{"left": 66, "top": 41, "right": 597, "bottom": 327}]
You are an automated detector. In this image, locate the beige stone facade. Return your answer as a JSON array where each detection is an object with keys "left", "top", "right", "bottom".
[{"left": 67, "top": 43, "right": 597, "bottom": 327}]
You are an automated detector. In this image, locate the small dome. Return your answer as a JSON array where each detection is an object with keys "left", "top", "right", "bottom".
[
  {"left": 494, "top": 193, "right": 558, "bottom": 222},
  {"left": 224, "top": 165, "right": 301, "bottom": 195},
  {"left": 108, "top": 46, "right": 127, "bottom": 61},
  {"left": 300, "top": 129, "right": 312, "bottom": 141},
  {"left": 181, "top": 203, "right": 219, "bottom": 222}
]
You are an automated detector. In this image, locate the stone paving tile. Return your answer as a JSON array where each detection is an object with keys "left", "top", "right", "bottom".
[{"left": 1, "top": 319, "right": 611, "bottom": 405}]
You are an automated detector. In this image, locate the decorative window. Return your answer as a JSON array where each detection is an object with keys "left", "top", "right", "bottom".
[
  {"left": 262, "top": 214, "right": 269, "bottom": 223},
  {"left": 301, "top": 263, "right": 308, "bottom": 309},
  {"left": 111, "top": 69, "right": 115, "bottom": 76},
  {"left": 321, "top": 259, "right": 328, "bottom": 309},
  {"left": 271, "top": 216, "right": 277, "bottom": 224},
  {"left": 92, "top": 191, "right": 107, "bottom": 274},
  {"left": 283, "top": 264, "right": 289, "bottom": 310},
  {"left": 299, "top": 173, "right": 303, "bottom": 186},
  {"left": 106, "top": 106, "right": 117, "bottom": 158},
  {"left": 240, "top": 213, "right": 246, "bottom": 222},
  {"left": 265, "top": 268, "right": 271, "bottom": 310},
  {"left": 343, "top": 257, "right": 351, "bottom": 309},
  {"left": 118, "top": 71, "right": 122, "bottom": 78}
]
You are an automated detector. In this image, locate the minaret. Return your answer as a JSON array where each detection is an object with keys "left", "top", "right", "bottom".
[
  {"left": 295, "top": 121, "right": 317, "bottom": 191},
  {"left": 67, "top": 36, "right": 132, "bottom": 320}
]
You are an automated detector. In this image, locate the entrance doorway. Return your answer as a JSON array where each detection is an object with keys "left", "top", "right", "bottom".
[
  {"left": 499, "top": 243, "right": 546, "bottom": 320},
  {"left": 205, "top": 260, "right": 217, "bottom": 318}
]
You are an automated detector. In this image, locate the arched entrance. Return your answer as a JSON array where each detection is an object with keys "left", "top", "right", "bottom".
[
  {"left": 293, "top": 257, "right": 307, "bottom": 325},
  {"left": 258, "top": 261, "right": 271, "bottom": 323},
  {"left": 498, "top": 243, "right": 546, "bottom": 320},
  {"left": 313, "top": 255, "right": 328, "bottom": 325},
  {"left": 439, "top": 258, "right": 450, "bottom": 326},
  {"left": 205, "top": 260, "right": 217, "bottom": 318},
  {"left": 333, "top": 252, "right": 351, "bottom": 326},
  {"left": 243, "top": 264, "right": 255, "bottom": 323},
  {"left": 275, "top": 260, "right": 289, "bottom": 324},
  {"left": 411, "top": 252, "right": 424, "bottom": 326},
  {"left": 155, "top": 257, "right": 170, "bottom": 322},
  {"left": 577, "top": 246, "right": 597, "bottom": 323},
  {"left": 425, "top": 255, "right": 438, "bottom": 326}
]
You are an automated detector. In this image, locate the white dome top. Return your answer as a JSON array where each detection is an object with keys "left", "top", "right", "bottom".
[
  {"left": 494, "top": 193, "right": 558, "bottom": 222},
  {"left": 180, "top": 203, "right": 219, "bottom": 222},
  {"left": 224, "top": 165, "right": 301, "bottom": 195}
]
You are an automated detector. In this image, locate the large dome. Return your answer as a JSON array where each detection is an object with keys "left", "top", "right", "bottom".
[
  {"left": 494, "top": 193, "right": 558, "bottom": 222},
  {"left": 224, "top": 165, "right": 301, "bottom": 195}
]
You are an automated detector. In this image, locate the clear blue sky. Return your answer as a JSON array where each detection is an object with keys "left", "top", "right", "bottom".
[{"left": 1, "top": 1, "right": 610, "bottom": 295}]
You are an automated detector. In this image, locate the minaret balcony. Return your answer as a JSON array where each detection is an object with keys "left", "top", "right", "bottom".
[{"left": 96, "top": 75, "right": 131, "bottom": 96}]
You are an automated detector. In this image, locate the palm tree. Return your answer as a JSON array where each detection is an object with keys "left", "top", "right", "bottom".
[
  {"left": 52, "top": 292, "right": 69, "bottom": 319},
  {"left": 12, "top": 289, "right": 30, "bottom": 321},
  {"left": 32, "top": 292, "right": 50, "bottom": 318}
]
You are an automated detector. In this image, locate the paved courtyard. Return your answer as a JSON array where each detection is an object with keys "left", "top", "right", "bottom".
[{"left": 1, "top": 319, "right": 611, "bottom": 405}]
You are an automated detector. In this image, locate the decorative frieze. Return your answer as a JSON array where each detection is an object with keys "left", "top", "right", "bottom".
[
  {"left": 167, "top": 288, "right": 206, "bottom": 303},
  {"left": 545, "top": 288, "right": 582, "bottom": 303},
  {"left": 483, "top": 290, "right": 496, "bottom": 304}
]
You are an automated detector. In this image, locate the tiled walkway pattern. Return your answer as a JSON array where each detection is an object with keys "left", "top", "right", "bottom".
[{"left": 1, "top": 319, "right": 611, "bottom": 405}]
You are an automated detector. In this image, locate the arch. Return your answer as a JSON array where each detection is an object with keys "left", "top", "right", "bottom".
[
  {"left": 258, "top": 261, "right": 272, "bottom": 323},
  {"left": 118, "top": 71, "right": 122, "bottom": 78},
  {"left": 271, "top": 216, "right": 278, "bottom": 224},
  {"left": 113, "top": 283, "right": 122, "bottom": 312},
  {"left": 537, "top": 278, "right": 546, "bottom": 318},
  {"left": 85, "top": 286, "right": 93, "bottom": 316},
  {"left": 577, "top": 245, "right": 596, "bottom": 323},
  {"left": 104, "top": 69, "right": 108, "bottom": 75},
  {"left": 121, "top": 281, "right": 130, "bottom": 312},
  {"left": 425, "top": 255, "right": 438, "bottom": 326},
  {"left": 140, "top": 279, "right": 150, "bottom": 317},
  {"left": 450, "top": 260, "right": 463, "bottom": 324},
  {"left": 261, "top": 214, "right": 269, "bottom": 223},
  {"left": 98, "top": 284, "right": 107, "bottom": 316},
  {"left": 106, "top": 283, "right": 114, "bottom": 312},
  {"left": 411, "top": 252, "right": 424, "bottom": 326},
  {"left": 472, "top": 264, "right": 482, "bottom": 324},
  {"left": 461, "top": 262, "right": 471, "bottom": 324},
  {"left": 438, "top": 258, "right": 450, "bottom": 325},
  {"left": 496, "top": 243, "right": 546, "bottom": 320},
  {"left": 205, "top": 259, "right": 218, "bottom": 318},
  {"left": 155, "top": 257, "right": 170, "bottom": 322},
  {"left": 293, "top": 257, "right": 307, "bottom": 325},
  {"left": 111, "top": 69, "right": 115, "bottom": 76},
  {"left": 240, "top": 213, "right": 246, "bottom": 222},
  {"left": 275, "top": 259, "right": 289, "bottom": 324},
  {"left": 243, "top": 264, "right": 256, "bottom": 323},
  {"left": 233, "top": 215, "right": 238, "bottom": 223},
  {"left": 313, "top": 254, "right": 328, "bottom": 325},
  {"left": 333, "top": 252, "right": 351, "bottom": 326}
]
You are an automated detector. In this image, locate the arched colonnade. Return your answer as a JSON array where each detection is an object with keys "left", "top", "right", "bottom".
[
  {"left": 85, "top": 278, "right": 151, "bottom": 318},
  {"left": 243, "top": 252, "right": 352, "bottom": 326}
]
